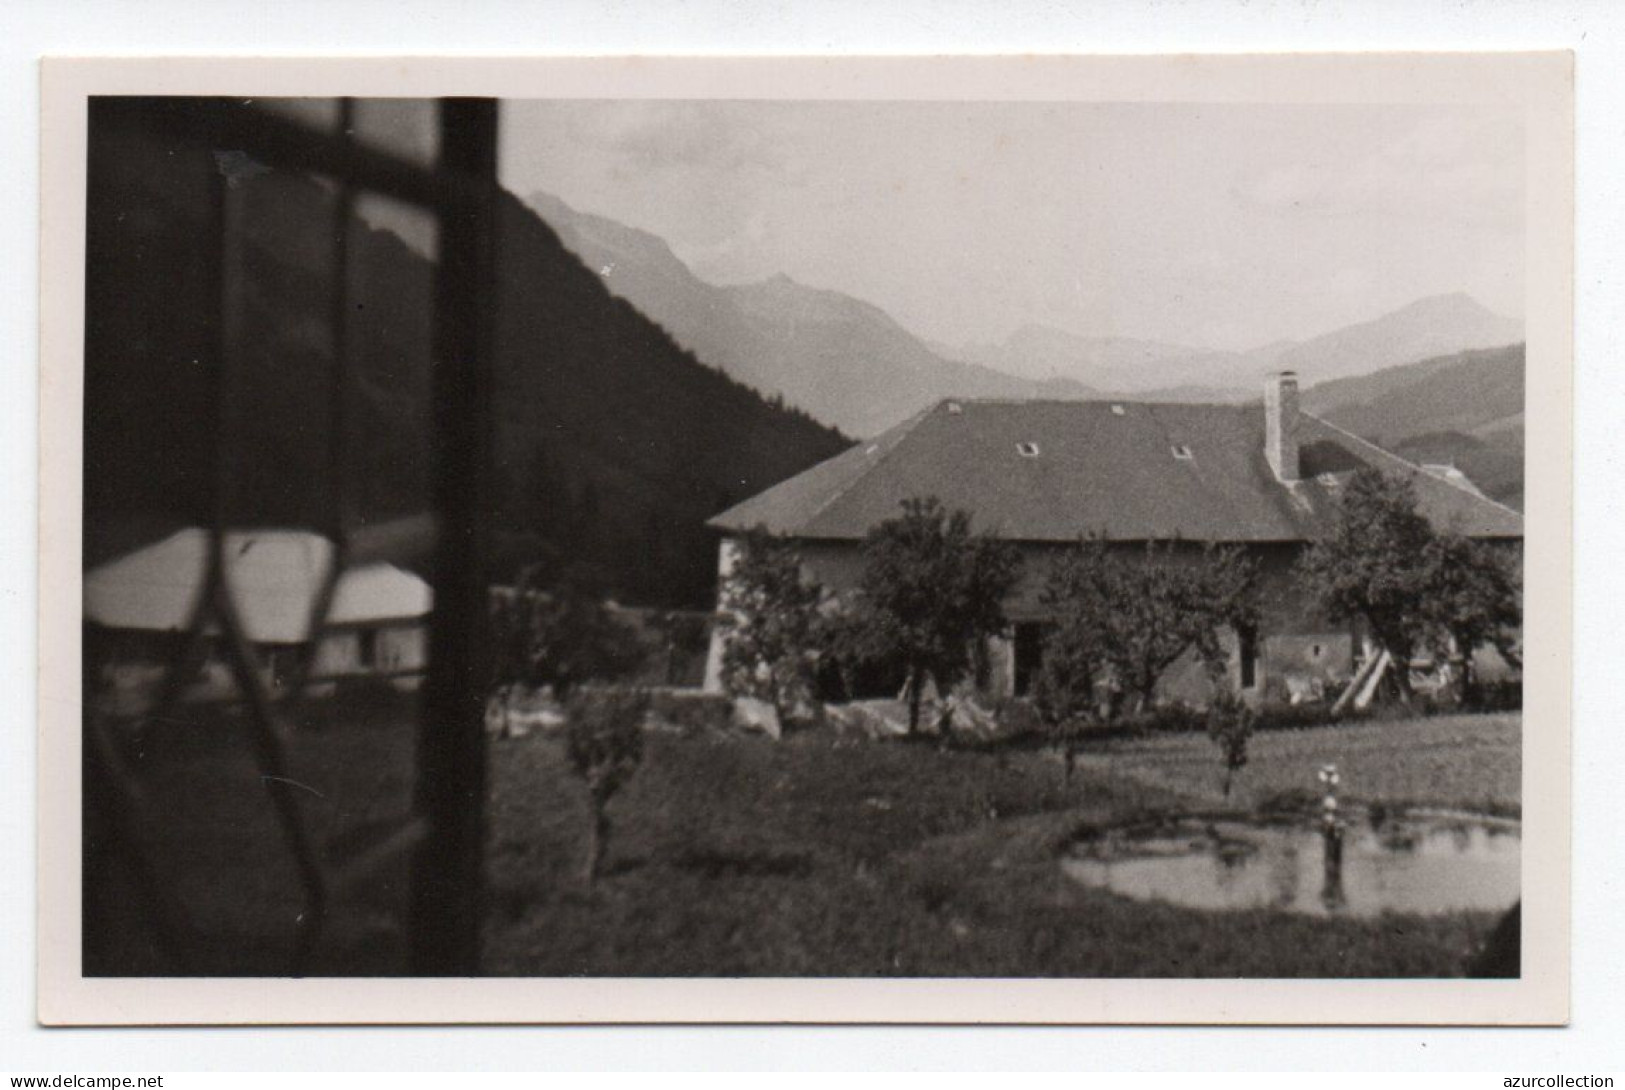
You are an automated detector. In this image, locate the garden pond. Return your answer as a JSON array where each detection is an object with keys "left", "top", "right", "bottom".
[{"left": 1061, "top": 809, "right": 1520, "bottom": 918}]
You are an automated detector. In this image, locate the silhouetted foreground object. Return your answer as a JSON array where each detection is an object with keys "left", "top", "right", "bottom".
[
  {"left": 1469, "top": 901, "right": 1521, "bottom": 978},
  {"left": 85, "top": 97, "right": 848, "bottom": 609}
]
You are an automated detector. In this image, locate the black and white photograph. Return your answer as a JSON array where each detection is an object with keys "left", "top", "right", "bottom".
[{"left": 34, "top": 54, "right": 1574, "bottom": 1025}]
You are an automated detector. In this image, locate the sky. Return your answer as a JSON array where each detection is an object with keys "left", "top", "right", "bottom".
[{"left": 498, "top": 100, "right": 1524, "bottom": 353}]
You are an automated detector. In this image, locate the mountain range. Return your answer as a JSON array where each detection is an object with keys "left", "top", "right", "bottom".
[
  {"left": 1303, "top": 343, "right": 1525, "bottom": 509},
  {"left": 525, "top": 190, "right": 1524, "bottom": 439},
  {"left": 525, "top": 192, "right": 1098, "bottom": 437},
  {"left": 957, "top": 294, "right": 1522, "bottom": 401}
]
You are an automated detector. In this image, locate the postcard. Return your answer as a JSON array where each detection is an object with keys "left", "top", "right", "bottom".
[{"left": 37, "top": 52, "right": 1572, "bottom": 1025}]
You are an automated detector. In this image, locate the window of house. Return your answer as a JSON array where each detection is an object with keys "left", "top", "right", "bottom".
[
  {"left": 1110, "top": 404, "right": 1126, "bottom": 416},
  {"left": 357, "top": 628, "right": 378, "bottom": 670},
  {"left": 1013, "top": 621, "right": 1052, "bottom": 696},
  {"left": 1239, "top": 628, "right": 1258, "bottom": 689}
]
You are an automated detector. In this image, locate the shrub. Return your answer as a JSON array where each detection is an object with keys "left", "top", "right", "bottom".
[
  {"left": 564, "top": 689, "right": 649, "bottom": 885},
  {"left": 1465, "top": 679, "right": 1523, "bottom": 712},
  {"left": 719, "top": 528, "right": 830, "bottom": 723},
  {"left": 490, "top": 563, "right": 646, "bottom": 705},
  {"left": 644, "top": 689, "right": 733, "bottom": 737}
]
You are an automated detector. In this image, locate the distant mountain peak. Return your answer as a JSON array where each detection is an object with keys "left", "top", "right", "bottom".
[
  {"left": 515, "top": 188, "right": 1524, "bottom": 433},
  {"left": 1390, "top": 291, "right": 1511, "bottom": 320}
]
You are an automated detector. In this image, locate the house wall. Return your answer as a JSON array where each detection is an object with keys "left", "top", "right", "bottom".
[
  {"left": 706, "top": 533, "right": 1520, "bottom": 707},
  {"left": 88, "top": 619, "right": 429, "bottom": 714},
  {"left": 798, "top": 538, "right": 1357, "bottom": 700},
  {"left": 309, "top": 622, "right": 427, "bottom": 679},
  {"left": 708, "top": 536, "right": 1360, "bottom": 705},
  {"left": 702, "top": 537, "right": 743, "bottom": 692}
]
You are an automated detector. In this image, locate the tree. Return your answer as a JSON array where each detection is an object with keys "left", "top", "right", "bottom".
[
  {"left": 1206, "top": 692, "right": 1255, "bottom": 798},
  {"left": 1418, "top": 532, "right": 1522, "bottom": 702},
  {"left": 1031, "top": 541, "right": 1115, "bottom": 779},
  {"left": 837, "top": 497, "right": 1022, "bottom": 734},
  {"left": 1299, "top": 469, "right": 1439, "bottom": 702},
  {"left": 1116, "top": 540, "right": 1257, "bottom": 713},
  {"left": 1037, "top": 536, "right": 1258, "bottom": 722},
  {"left": 564, "top": 688, "right": 648, "bottom": 885},
  {"left": 1299, "top": 468, "right": 1520, "bottom": 705},
  {"left": 718, "top": 527, "right": 830, "bottom": 722},
  {"left": 489, "top": 562, "right": 647, "bottom": 707}
]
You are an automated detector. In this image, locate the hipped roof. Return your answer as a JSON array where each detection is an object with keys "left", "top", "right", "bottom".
[{"left": 708, "top": 399, "right": 1523, "bottom": 543}]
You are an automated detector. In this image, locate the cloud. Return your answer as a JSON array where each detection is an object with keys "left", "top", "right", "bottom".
[
  {"left": 1232, "top": 112, "right": 1522, "bottom": 227},
  {"left": 680, "top": 207, "right": 777, "bottom": 283},
  {"left": 594, "top": 102, "right": 794, "bottom": 180}
]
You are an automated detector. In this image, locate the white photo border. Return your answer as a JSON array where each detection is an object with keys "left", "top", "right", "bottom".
[{"left": 37, "top": 52, "right": 1574, "bottom": 1026}]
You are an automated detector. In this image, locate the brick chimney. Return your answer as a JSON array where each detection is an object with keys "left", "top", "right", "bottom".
[{"left": 1265, "top": 371, "right": 1300, "bottom": 482}]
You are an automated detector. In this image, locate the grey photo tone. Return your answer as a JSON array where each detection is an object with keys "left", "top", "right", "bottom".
[{"left": 81, "top": 96, "right": 1522, "bottom": 980}]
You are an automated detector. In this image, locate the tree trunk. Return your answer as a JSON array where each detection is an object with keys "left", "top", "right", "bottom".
[
  {"left": 767, "top": 675, "right": 785, "bottom": 730},
  {"left": 582, "top": 797, "right": 610, "bottom": 886},
  {"left": 905, "top": 665, "right": 922, "bottom": 734},
  {"left": 1452, "top": 632, "right": 1476, "bottom": 706},
  {"left": 1455, "top": 655, "right": 1474, "bottom": 707},
  {"left": 1392, "top": 655, "right": 1415, "bottom": 704},
  {"left": 1376, "top": 636, "right": 1414, "bottom": 705},
  {"left": 1136, "top": 684, "right": 1156, "bottom": 718}
]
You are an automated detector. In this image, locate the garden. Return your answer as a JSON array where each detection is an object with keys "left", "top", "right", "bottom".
[
  {"left": 481, "top": 708, "right": 1518, "bottom": 977},
  {"left": 474, "top": 468, "right": 1523, "bottom": 977},
  {"left": 85, "top": 469, "right": 1523, "bottom": 978}
]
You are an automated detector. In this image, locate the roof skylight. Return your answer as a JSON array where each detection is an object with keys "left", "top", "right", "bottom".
[
  {"left": 1171, "top": 444, "right": 1193, "bottom": 460},
  {"left": 1016, "top": 442, "right": 1040, "bottom": 458}
]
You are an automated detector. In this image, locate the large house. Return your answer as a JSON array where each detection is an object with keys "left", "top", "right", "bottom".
[
  {"left": 85, "top": 528, "right": 432, "bottom": 710},
  {"left": 704, "top": 373, "right": 1523, "bottom": 705}
]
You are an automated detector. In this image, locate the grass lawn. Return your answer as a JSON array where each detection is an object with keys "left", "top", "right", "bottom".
[
  {"left": 85, "top": 699, "right": 1519, "bottom": 978},
  {"left": 1072, "top": 713, "right": 1521, "bottom": 817},
  {"left": 484, "top": 715, "right": 1520, "bottom": 978},
  {"left": 84, "top": 695, "right": 419, "bottom": 976}
]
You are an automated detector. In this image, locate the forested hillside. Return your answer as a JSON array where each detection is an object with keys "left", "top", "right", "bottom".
[
  {"left": 84, "top": 99, "right": 850, "bottom": 608},
  {"left": 1302, "top": 343, "right": 1524, "bottom": 509}
]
